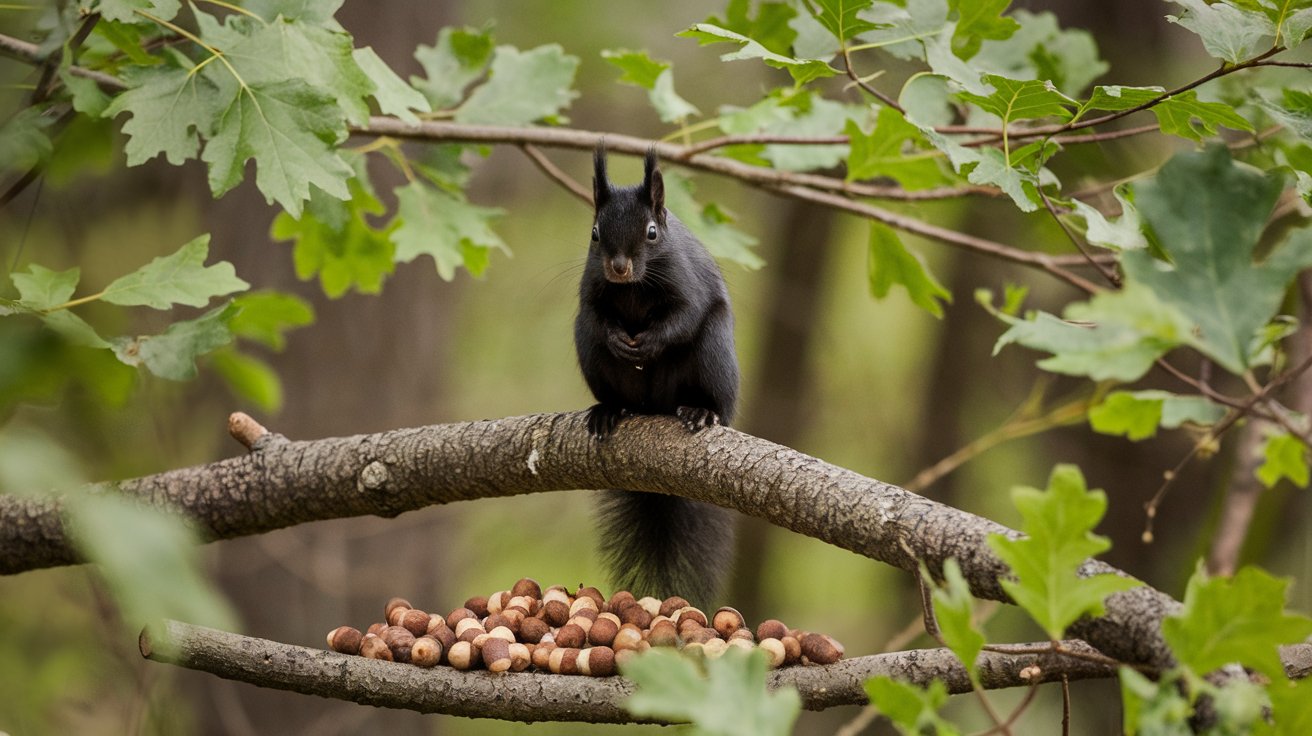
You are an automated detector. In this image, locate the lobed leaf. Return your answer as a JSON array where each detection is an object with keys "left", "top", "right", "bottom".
[
  {"left": 392, "top": 181, "right": 507, "bottom": 281},
  {"left": 228, "top": 291, "right": 315, "bottom": 350},
  {"left": 844, "top": 109, "right": 948, "bottom": 189},
  {"left": 678, "top": 23, "right": 836, "bottom": 85},
  {"left": 864, "top": 676, "right": 959, "bottom": 736},
  {"left": 1168, "top": 0, "right": 1276, "bottom": 63},
  {"left": 928, "top": 559, "right": 984, "bottom": 679},
  {"left": 987, "top": 465, "right": 1141, "bottom": 640},
  {"left": 1257, "top": 431, "right": 1310, "bottom": 488},
  {"left": 602, "top": 49, "right": 699, "bottom": 122},
  {"left": 662, "top": 171, "right": 763, "bottom": 269},
  {"left": 102, "top": 61, "right": 217, "bottom": 167},
  {"left": 411, "top": 25, "right": 494, "bottom": 109},
  {"left": 353, "top": 47, "right": 431, "bottom": 124},
  {"left": 623, "top": 648, "right": 801, "bottom": 736},
  {"left": 867, "top": 222, "right": 951, "bottom": 318},
  {"left": 1088, "top": 390, "right": 1225, "bottom": 441},
  {"left": 958, "top": 73, "right": 1076, "bottom": 124},
  {"left": 110, "top": 302, "right": 239, "bottom": 381},
  {"left": 455, "top": 44, "right": 580, "bottom": 125},
  {"left": 100, "top": 235, "right": 249, "bottom": 310},
  {"left": 272, "top": 180, "right": 396, "bottom": 297},
  {"left": 949, "top": 0, "right": 1021, "bottom": 60},
  {"left": 803, "top": 0, "right": 879, "bottom": 44}
]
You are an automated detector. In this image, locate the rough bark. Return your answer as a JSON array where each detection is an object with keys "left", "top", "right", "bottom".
[
  {"left": 139, "top": 620, "right": 1123, "bottom": 721},
  {"left": 6, "top": 410, "right": 1178, "bottom": 668}
]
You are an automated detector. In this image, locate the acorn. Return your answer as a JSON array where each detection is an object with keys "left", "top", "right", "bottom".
[
  {"left": 326, "top": 626, "right": 363, "bottom": 655},
  {"left": 659, "top": 596, "right": 690, "bottom": 618},
  {"left": 512, "top": 577, "right": 543, "bottom": 600},
  {"left": 648, "top": 619, "right": 679, "bottom": 647},
  {"left": 519, "top": 616, "right": 550, "bottom": 644},
  {"left": 410, "top": 636, "right": 442, "bottom": 667},
  {"left": 607, "top": 590, "right": 636, "bottom": 614},
  {"left": 400, "top": 608, "right": 431, "bottom": 638},
  {"left": 447, "top": 640, "right": 479, "bottom": 670},
  {"left": 366, "top": 622, "right": 387, "bottom": 637},
  {"left": 384, "top": 597, "right": 412, "bottom": 620},
  {"left": 619, "top": 605, "right": 652, "bottom": 629},
  {"left": 578, "top": 645, "right": 617, "bottom": 677},
  {"left": 555, "top": 622, "right": 587, "bottom": 649},
  {"left": 508, "top": 642, "right": 532, "bottom": 672},
  {"left": 482, "top": 637, "right": 512, "bottom": 673},
  {"left": 800, "top": 633, "right": 841, "bottom": 665},
  {"left": 542, "top": 600, "right": 570, "bottom": 627},
  {"left": 612, "top": 624, "right": 644, "bottom": 651},
  {"left": 758, "top": 638, "right": 786, "bottom": 668},
  {"left": 713, "top": 607, "right": 746, "bottom": 639},
  {"left": 446, "top": 607, "right": 477, "bottom": 630},
  {"left": 756, "top": 619, "right": 788, "bottom": 642},
  {"left": 359, "top": 634, "right": 393, "bottom": 661},
  {"left": 548, "top": 646, "right": 581, "bottom": 675},
  {"left": 463, "top": 596, "right": 490, "bottom": 619},
  {"left": 531, "top": 642, "right": 556, "bottom": 670},
  {"left": 576, "top": 586, "right": 605, "bottom": 608},
  {"left": 589, "top": 614, "right": 621, "bottom": 647},
  {"left": 781, "top": 635, "right": 802, "bottom": 665}
]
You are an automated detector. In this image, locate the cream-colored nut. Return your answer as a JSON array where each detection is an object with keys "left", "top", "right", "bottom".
[{"left": 758, "top": 638, "right": 786, "bottom": 668}]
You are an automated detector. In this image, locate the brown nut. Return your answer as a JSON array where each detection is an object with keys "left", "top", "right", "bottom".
[
  {"left": 569, "top": 596, "right": 599, "bottom": 617},
  {"left": 381, "top": 625, "right": 415, "bottom": 648},
  {"left": 549, "top": 646, "right": 581, "bottom": 675},
  {"left": 455, "top": 618, "right": 485, "bottom": 640},
  {"left": 386, "top": 606, "right": 410, "bottom": 627},
  {"left": 542, "top": 600, "right": 570, "bottom": 627},
  {"left": 576, "top": 586, "right": 605, "bottom": 608},
  {"left": 482, "top": 637, "right": 512, "bottom": 673},
  {"left": 589, "top": 615, "right": 620, "bottom": 647},
  {"left": 683, "top": 626, "right": 719, "bottom": 645},
  {"left": 619, "top": 605, "right": 652, "bottom": 629},
  {"left": 606, "top": 590, "right": 635, "bottom": 614},
  {"left": 579, "top": 645, "right": 616, "bottom": 677},
  {"left": 659, "top": 596, "right": 690, "bottom": 618},
  {"left": 542, "top": 585, "right": 571, "bottom": 605},
  {"left": 359, "top": 634, "right": 393, "bottom": 661},
  {"left": 400, "top": 608, "right": 430, "bottom": 638},
  {"left": 385, "top": 597, "right": 412, "bottom": 620},
  {"left": 648, "top": 620, "right": 679, "bottom": 647},
  {"left": 756, "top": 619, "right": 787, "bottom": 642},
  {"left": 615, "top": 647, "right": 640, "bottom": 670},
  {"left": 447, "top": 640, "right": 479, "bottom": 670},
  {"left": 555, "top": 622, "right": 587, "bottom": 649},
  {"left": 487, "top": 625, "right": 516, "bottom": 642},
  {"left": 485, "top": 613, "right": 514, "bottom": 633},
  {"left": 612, "top": 624, "right": 644, "bottom": 651},
  {"left": 800, "top": 633, "right": 840, "bottom": 665},
  {"left": 463, "top": 596, "right": 490, "bottom": 619},
  {"left": 426, "top": 613, "right": 448, "bottom": 637},
  {"left": 781, "top": 635, "right": 802, "bottom": 665},
  {"left": 430, "top": 624, "right": 456, "bottom": 658},
  {"left": 758, "top": 638, "right": 786, "bottom": 668},
  {"left": 531, "top": 642, "right": 556, "bottom": 670},
  {"left": 486, "top": 591, "right": 510, "bottom": 615},
  {"left": 675, "top": 607, "right": 707, "bottom": 629},
  {"left": 567, "top": 615, "right": 595, "bottom": 635},
  {"left": 366, "top": 622, "right": 387, "bottom": 637},
  {"left": 326, "top": 626, "right": 363, "bottom": 655},
  {"left": 446, "top": 607, "right": 477, "bottom": 630},
  {"left": 678, "top": 617, "right": 704, "bottom": 636},
  {"left": 713, "top": 607, "right": 746, "bottom": 638},
  {"left": 512, "top": 577, "right": 543, "bottom": 600},
  {"left": 508, "top": 642, "right": 532, "bottom": 672},
  {"left": 729, "top": 628, "right": 755, "bottom": 643},
  {"left": 519, "top": 616, "right": 550, "bottom": 644},
  {"left": 411, "top": 636, "right": 443, "bottom": 667}
]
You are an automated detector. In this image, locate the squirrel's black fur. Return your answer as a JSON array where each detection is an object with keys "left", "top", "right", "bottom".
[{"left": 574, "top": 145, "right": 739, "bottom": 606}]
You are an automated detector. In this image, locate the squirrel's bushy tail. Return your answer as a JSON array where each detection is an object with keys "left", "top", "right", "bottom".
[{"left": 597, "top": 490, "right": 735, "bottom": 608}]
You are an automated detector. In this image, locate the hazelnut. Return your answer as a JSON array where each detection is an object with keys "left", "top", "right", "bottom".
[
  {"left": 607, "top": 590, "right": 636, "bottom": 613},
  {"left": 512, "top": 577, "right": 542, "bottom": 600},
  {"left": 675, "top": 607, "right": 707, "bottom": 628},
  {"left": 589, "top": 615, "right": 620, "bottom": 646},
  {"left": 384, "top": 597, "right": 412, "bottom": 620},
  {"left": 486, "top": 590, "right": 510, "bottom": 615},
  {"left": 446, "top": 607, "right": 477, "bottom": 630},
  {"left": 411, "top": 636, "right": 442, "bottom": 667},
  {"left": 425, "top": 614, "right": 447, "bottom": 637},
  {"left": 614, "top": 647, "right": 639, "bottom": 670},
  {"left": 576, "top": 586, "right": 605, "bottom": 608},
  {"left": 455, "top": 618, "right": 485, "bottom": 640},
  {"left": 567, "top": 615, "right": 594, "bottom": 635},
  {"left": 756, "top": 619, "right": 787, "bottom": 642},
  {"left": 326, "top": 626, "right": 363, "bottom": 655},
  {"left": 758, "top": 638, "right": 786, "bottom": 668},
  {"left": 447, "top": 640, "right": 479, "bottom": 670},
  {"left": 507, "top": 596, "right": 536, "bottom": 615},
  {"left": 703, "top": 638, "right": 728, "bottom": 658},
  {"left": 487, "top": 625, "right": 516, "bottom": 643},
  {"left": 519, "top": 616, "right": 550, "bottom": 644},
  {"left": 366, "top": 622, "right": 387, "bottom": 637},
  {"left": 569, "top": 596, "right": 599, "bottom": 617},
  {"left": 400, "top": 608, "right": 430, "bottom": 638},
  {"left": 678, "top": 617, "right": 704, "bottom": 636},
  {"left": 555, "top": 623, "right": 587, "bottom": 649},
  {"left": 648, "top": 620, "right": 679, "bottom": 647},
  {"left": 430, "top": 625, "right": 456, "bottom": 658},
  {"left": 485, "top": 613, "right": 513, "bottom": 633},
  {"left": 659, "top": 596, "right": 690, "bottom": 618},
  {"left": 464, "top": 596, "right": 490, "bottom": 618},
  {"left": 636, "top": 596, "right": 662, "bottom": 617},
  {"left": 381, "top": 625, "right": 415, "bottom": 648},
  {"left": 781, "top": 635, "right": 802, "bottom": 665},
  {"left": 542, "top": 600, "right": 570, "bottom": 627},
  {"left": 713, "top": 607, "right": 746, "bottom": 638},
  {"left": 549, "top": 646, "right": 581, "bottom": 675},
  {"left": 359, "top": 634, "right": 393, "bottom": 661},
  {"left": 509, "top": 642, "right": 532, "bottom": 672},
  {"left": 729, "top": 628, "right": 755, "bottom": 643},
  {"left": 612, "top": 624, "right": 643, "bottom": 651},
  {"left": 683, "top": 626, "right": 719, "bottom": 645},
  {"left": 800, "top": 633, "right": 840, "bottom": 665},
  {"left": 386, "top": 606, "right": 410, "bottom": 627},
  {"left": 579, "top": 645, "right": 616, "bottom": 677},
  {"left": 482, "top": 637, "right": 512, "bottom": 673},
  {"left": 542, "top": 585, "right": 571, "bottom": 606},
  {"left": 620, "top": 605, "right": 652, "bottom": 629},
  {"left": 531, "top": 642, "right": 556, "bottom": 670}
]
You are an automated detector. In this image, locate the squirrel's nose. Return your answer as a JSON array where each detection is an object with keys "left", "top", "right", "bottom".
[{"left": 606, "top": 255, "right": 633, "bottom": 282}]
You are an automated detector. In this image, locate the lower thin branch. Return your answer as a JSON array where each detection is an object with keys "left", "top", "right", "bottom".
[{"left": 138, "top": 620, "right": 1121, "bottom": 720}]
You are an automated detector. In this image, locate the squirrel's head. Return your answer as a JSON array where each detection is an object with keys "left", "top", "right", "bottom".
[{"left": 591, "top": 144, "right": 667, "bottom": 285}]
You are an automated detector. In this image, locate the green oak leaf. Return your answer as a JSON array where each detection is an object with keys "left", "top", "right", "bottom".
[
  {"left": 662, "top": 171, "right": 763, "bottom": 269},
  {"left": 1088, "top": 390, "right": 1225, "bottom": 441},
  {"left": 272, "top": 180, "right": 395, "bottom": 297},
  {"left": 353, "top": 47, "right": 431, "bottom": 124},
  {"left": 994, "top": 283, "right": 1196, "bottom": 382},
  {"left": 859, "top": 0, "right": 949, "bottom": 61},
  {"left": 987, "top": 465, "right": 1141, "bottom": 640},
  {"left": 95, "top": 0, "right": 181, "bottom": 24},
  {"left": 228, "top": 291, "right": 315, "bottom": 351},
  {"left": 455, "top": 44, "right": 579, "bottom": 125},
  {"left": 110, "top": 302, "right": 238, "bottom": 381},
  {"left": 958, "top": 73, "right": 1076, "bottom": 124},
  {"left": 950, "top": 0, "right": 1021, "bottom": 60},
  {"left": 763, "top": 95, "right": 863, "bottom": 170},
  {"left": 601, "top": 49, "right": 700, "bottom": 122},
  {"left": 928, "top": 559, "right": 984, "bottom": 679},
  {"left": 100, "top": 235, "right": 249, "bottom": 310},
  {"left": 11, "top": 264, "right": 80, "bottom": 310},
  {"left": 241, "top": 0, "right": 343, "bottom": 23},
  {"left": 411, "top": 25, "right": 494, "bottom": 109},
  {"left": 1078, "top": 86, "right": 1253, "bottom": 142},
  {"left": 867, "top": 221, "right": 951, "bottom": 318},
  {"left": 1162, "top": 565, "right": 1312, "bottom": 679},
  {"left": 706, "top": 0, "right": 799, "bottom": 55},
  {"left": 1067, "top": 188, "right": 1147, "bottom": 251},
  {"left": 211, "top": 347, "right": 283, "bottom": 412},
  {"left": 678, "top": 23, "right": 836, "bottom": 86},
  {"left": 1257, "top": 432, "right": 1310, "bottom": 488},
  {"left": 972, "top": 10, "right": 1107, "bottom": 97},
  {"left": 392, "top": 181, "right": 507, "bottom": 280},
  {"left": 1124, "top": 146, "right": 1312, "bottom": 374},
  {"left": 802, "top": 0, "right": 879, "bottom": 43},
  {"left": 864, "top": 676, "right": 959, "bottom": 736},
  {"left": 623, "top": 648, "right": 801, "bottom": 736},
  {"left": 915, "top": 123, "right": 1039, "bottom": 210},
  {"left": 844, "top": 110, "right": 948, "bottom": 189},
  {"left": 1168, "top": 0, "right": 1276, "bottom": 63},
  {"left": 102, "top": 61, "right": 218, "bottom": 166}
]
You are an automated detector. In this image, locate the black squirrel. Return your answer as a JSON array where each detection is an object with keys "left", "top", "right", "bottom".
[{"left": 574, "top": 145, "right": 739, "bottom": 606}]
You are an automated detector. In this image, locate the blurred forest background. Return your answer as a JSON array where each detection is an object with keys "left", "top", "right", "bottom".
[{"left": 2, "top": 0, "right": 1308, "bottom": 734}]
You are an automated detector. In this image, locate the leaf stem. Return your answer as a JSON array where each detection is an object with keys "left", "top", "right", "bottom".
[{"left": 196, "top": 0, "right": 265, "bottom": 22}]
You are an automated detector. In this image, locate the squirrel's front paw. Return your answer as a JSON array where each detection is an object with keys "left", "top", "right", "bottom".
[
  {"left": 587, "top": 403, "right": 627, "bottom": 440},
  {"left": 676, "top": 406, "right": 721, "bottom": 433}
]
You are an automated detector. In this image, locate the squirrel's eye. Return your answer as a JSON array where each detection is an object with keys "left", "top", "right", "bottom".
[
  {"left": 646, "top": 222, "right": 658, "bottom": 241},
  {"left": 591, "top": 225, "right": 599, "bottom": 241}
]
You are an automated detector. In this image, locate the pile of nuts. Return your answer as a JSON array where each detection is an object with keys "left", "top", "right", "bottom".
[{"left": 324, "top": 578, "right": 845, "bottom": 677}]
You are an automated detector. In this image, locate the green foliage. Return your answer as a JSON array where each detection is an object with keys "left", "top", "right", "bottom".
[
  {"left": 1257, "top": 431, "right": 1311, "bottom": 488},
  {"left": 412, "top": 25, "right": 495, "bottom": 109},
  {"left": 987, "top": 465, "right": 1141, "bottom": 640},
  {"left": 864, "top": 676, "right": 959, "bottom": 736},
  {"left": 804, "top": 0, "right": 879, "bottom": 44},
  {"left": 867, "top": 222, "right": 951, "bottom": 318},
  {"left": 1120, "top": 668, "right": 1193, "bottom": 736},
  {"left": 927, "top": 558, "right": 984, "bottom": 679},
  {"left": 949, "top": 0, "right": 1021, "bottom": 60},
  {"left": 1067, "top": 188, "right": 1147, "bottom": 251},
  {"left": 0, "top": 107, "right": 54, "bottom": 174},
  {"left": 99, "top": 235, "right": 248, "bottom": 309},
  {"left": 1088, "top": 391, "right": 1225, "bottom": 441},
  {"left": 454, "top": 44, "right": 580, "bottom": 125},
  {"left": 393, "top": 180, "right": 507, "bottom": 280},
  {"left": 228, "top": 291, "right": 315, "bottom": 351},
  {"left": 110, "top": 302, "right": 239, "bottom": 381},
  {"left": 678, "top": 23, "right": 836, "bottom": 85},
  {"left": 273, "top": 178, "right": 397, "bottom": 297},
  {"left": 957, "top": 73, "right": 1074, "bottom": 126},
  {"left": 844, "top": 107, "right": 948, "bottom": 188},
  {"left": 662, "top": 170, "right": 763, "bottom": 269},
  {"left": 1162, "top": 565, "right": 1312, "bottom": 680},
  {"left": 1167, "top": 0, "right": 1277, "bottom": 63},
  {"left": 622, "top": 648, "right": 801, "bottom": 736},
  {"left": 602, "top": 49, "right": 700, "bottom": 122}
]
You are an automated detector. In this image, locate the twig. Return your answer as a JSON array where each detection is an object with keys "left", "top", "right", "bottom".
[
  {"left": 1061, "top": 674, "right": 1071, "bottom": 736},
  {"left": 0, "top": 29, "right": 125, "bottom": 91},
  {"left": 1037, "top": 188, "right": 1120, "bottom": 288},
  {"left": 841, "top": 45, "right": 903, "bottom": 113},
  {"left": 227, "top": 412, "right": 270, "bottom": 450},
  {"left": 519, "top": 144, "right": 592, "bottom": 206}
]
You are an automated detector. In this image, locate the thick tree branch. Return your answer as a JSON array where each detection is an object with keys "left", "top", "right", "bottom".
[
  {"left": 5, "top": 410, "right": 1177, "bottom": 669},
  {"left": 139, "top": 619, "right": 1120, "bottom": 721}
]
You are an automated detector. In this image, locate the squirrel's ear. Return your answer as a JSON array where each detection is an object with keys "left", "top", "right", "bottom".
[
  {"left": 644, "top": 147, "right": 666, "bottom": 226},
  {"left": 593, "top": 144, "right": 611, "bottom": 210}
]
